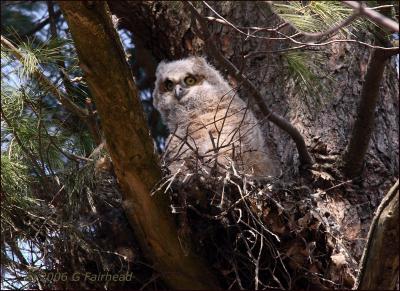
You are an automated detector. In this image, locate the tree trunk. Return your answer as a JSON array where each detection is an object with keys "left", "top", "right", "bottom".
[
  {"left": 342, "top": 3, "right": 397, "bottom": 178},
  {"left": 59, "top": 2, "right": 219, "bottom": 289},
  {"left": 342, "top": 45, "right": 391, "bottom": 178}
]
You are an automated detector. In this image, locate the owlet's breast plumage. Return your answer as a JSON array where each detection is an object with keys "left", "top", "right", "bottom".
[{"left": 153, "top": 56, "right": 274, "bottom": 178}]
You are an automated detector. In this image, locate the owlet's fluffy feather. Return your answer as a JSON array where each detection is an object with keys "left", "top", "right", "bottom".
[{"left": 153, "top": 56, "right": 274, "bottom": 177}]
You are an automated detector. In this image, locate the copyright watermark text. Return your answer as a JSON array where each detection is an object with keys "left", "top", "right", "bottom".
[{"left": 43, "top": 271, "right": 134, "bottom": 282}]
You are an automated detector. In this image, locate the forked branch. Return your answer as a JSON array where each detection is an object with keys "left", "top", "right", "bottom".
[{"left": 342, "top": 1, "right": 399, "bottom": 32}]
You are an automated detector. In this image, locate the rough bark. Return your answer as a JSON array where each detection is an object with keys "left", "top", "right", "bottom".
[
  {"left": 59, "top": 2, "right": 219, "bottom": 289},
  {"left": 355, "top": 180, "right": 399, "bottom": 290},
  {"left": 108, "top": 0, "right": 398, "bottom": 265}
]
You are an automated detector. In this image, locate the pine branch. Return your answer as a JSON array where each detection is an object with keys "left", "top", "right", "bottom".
[
  {"left": 47, "top": 0, "right": 101, "bottom": 145},
  {"left": 1, "top": 35, "right": 88, "bottom": 120},
  {"left": 1, "top": 107, "right": 45, "bottom": 178}
]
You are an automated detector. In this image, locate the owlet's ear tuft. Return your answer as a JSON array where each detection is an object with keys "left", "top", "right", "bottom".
[
  {"left": 155, "top": 60, "right": 168, "bottom": 77},
  {"left": 191, "top": 56, "right": 208, "bottom": 67},
  {"left": 189, "top": 56, "right": 210, "bottom": 74}
]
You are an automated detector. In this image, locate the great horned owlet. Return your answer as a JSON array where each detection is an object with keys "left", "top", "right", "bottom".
[{"left": 153, "top": 56, "right": 274, "bottom": 178}]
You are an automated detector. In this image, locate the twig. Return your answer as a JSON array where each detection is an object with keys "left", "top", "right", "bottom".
[
  {"left": 310, "top": 179, "right": 353, "bottom": 196},
  {"left": 245, "top": 36, "right": 399, "bottom": 58},
  {"left": 271, "top": 29, "right": 398, "bottom": 52},
  {"left": 20, "top": 10, "right": 62, "bottom": 39},
  {"left": 254, "top": 235, "right": 263, "bottom": 290}
]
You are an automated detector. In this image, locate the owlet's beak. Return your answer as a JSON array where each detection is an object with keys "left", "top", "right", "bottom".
[{"left": 174, "top": 85, "right": 186, "bottom": 100}]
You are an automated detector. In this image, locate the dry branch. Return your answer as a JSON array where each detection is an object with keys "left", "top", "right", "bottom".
[
  {"left": 342, "top": 1, "right": 399, "bottom": 32},
  {"left": 355, "top": 180, "right": 399, "bottom": 290},
  {"left": 205, "top": 2, "right": 398, "bottom": 53},
  {"left": 58, "top": 1, "right": 219, "bottom": 289},
  {"left": 21, "top": 10, "right": 62, "bottom": 38}
]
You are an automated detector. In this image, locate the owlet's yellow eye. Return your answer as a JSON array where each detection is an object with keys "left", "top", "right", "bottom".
[
  {"left": 184, "top": 76, "right": 196, "bottom": 86},
  {"left": 164, "top": 80, "right": 174, "bottom": 91}
]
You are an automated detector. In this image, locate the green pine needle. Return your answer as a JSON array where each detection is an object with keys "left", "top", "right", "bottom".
[{"left": 271, "top": 1, "right": 368, "bottom": 37}]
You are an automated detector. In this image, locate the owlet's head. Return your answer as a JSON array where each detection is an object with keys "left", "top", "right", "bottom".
[{"left": 153, "top": 56, "right": 231, "bottom": 116}]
